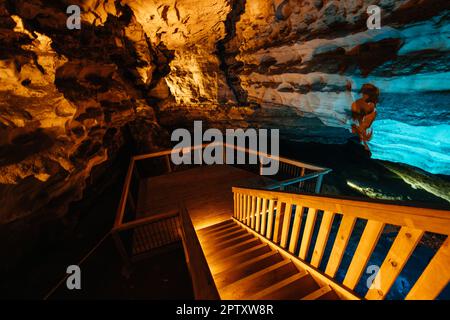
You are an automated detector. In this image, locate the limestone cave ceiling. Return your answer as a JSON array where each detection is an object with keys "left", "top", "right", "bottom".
[{"left": 0, "top": 0, "right": 449, "bottom": 224}]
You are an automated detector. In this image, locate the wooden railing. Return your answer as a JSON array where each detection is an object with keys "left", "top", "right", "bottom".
[
  {"left": 111, "top": 142, "right": 330, "bottom": 299},
  {"left": 113, "top": 142, "right": 331, "bottom": 229},
  {"left": 232, "top": 187, "right": 450, "bottom": 300},
  {"left": 179, "top": 203, "right": 220, "bottom": 299},
  {"left": 112, "top": 205, "right": 219, "bottom": 300},
  {"left": 112, "top": 212, "right": 182, "bottom": 264}
]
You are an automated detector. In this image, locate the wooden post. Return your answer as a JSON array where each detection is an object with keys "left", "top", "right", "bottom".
[{"left": 298, "top": 167, "right": 306, "bottom": 189}]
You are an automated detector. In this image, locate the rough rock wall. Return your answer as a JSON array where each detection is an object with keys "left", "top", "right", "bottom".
[
  {"left": 217, "top": 0, "right": 450, "bottom": 174},
  {"left": 228, "top": 0, "right": 448, "bottom": 125},
  {"left": 125, "top": 0, "right": 238, "bottom": 105},
  {"left": 0, "top": 0, "right": 170, "bottom": 226}
]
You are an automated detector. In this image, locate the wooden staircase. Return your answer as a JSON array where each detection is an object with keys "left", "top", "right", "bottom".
[
  {"left": 113, "top": 144, "right": 450, "bottom": 300},
  {"left": 197, "top": 219, "right": 339, "bottom": 300}
]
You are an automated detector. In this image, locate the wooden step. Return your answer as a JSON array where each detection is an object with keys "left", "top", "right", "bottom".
[
  {"left": 197, "top": 220, "right": 234, "bottom": 234},
  {"left": 220, "top": 260, "right": 298, "bottom": 299},
  {"left": 200, "top": 225, "right": 242, "bottom": 240},
  {"left": 201, "top": 229, "right": 249, "bottom": 248},
  {"left": 301, "top": 285, "right": 333, "bottom": 300},
  {"left": 203, "top": 233, "right": 253, "bottom": 254},
  {"left": 252, "top": 271, "right": 321, "bottom": 300},
  {"left": 316, "top": 289, "right": 341, "bottom": 300},
  {"left": 197, "top": 219, "right": 236, "bottom": 233},
  {"left": 206, "top": 238, "right": 261, "bottom": 263},
  {"left": 249, "top": 271, "right": 309, "bottom": 300},
  {"left": 214, "top": 251, "right": 283, "bottom": 288},
  {"left": 196, "top": 219, "right": 341, "bottom": 300},
  {"left": 208, "top": 243, "right": 272, "bottom": 275},
  {"left": 201, "top": 228, "right": 247, "bottom": 245}
]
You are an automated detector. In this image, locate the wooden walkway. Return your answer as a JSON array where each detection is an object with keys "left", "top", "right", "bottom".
[{"left": 137, "top": 165, "right": 275, "bottom": 230}]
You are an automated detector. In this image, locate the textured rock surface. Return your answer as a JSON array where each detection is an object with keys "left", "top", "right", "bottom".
[
  {"left": 0, "top": 0, "right": 169, "bottom": 225},
  {"left": 125, "top": 0, "right": 237, "bottom": 105},
  {"left": 225, "top": 0, "right": 450, "bottom": 175}
]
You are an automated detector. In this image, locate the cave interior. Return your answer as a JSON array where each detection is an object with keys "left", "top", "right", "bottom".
[{"left": 0, "top": 0, "right": 449, "bottom": 300}]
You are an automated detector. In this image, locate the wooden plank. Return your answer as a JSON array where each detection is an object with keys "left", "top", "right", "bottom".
[
  {"left": 299, "top": 208, "right": 318, "bottom": 260},
  {"left": 215, "top": 250, "right": 278, "bottom": 278},
  {"left": 207, "top": 237, "right": 260, "bottom": 261},
  {"left": 250, "top": 196, "right": 257, "bottom": 229},
  {"left": 234, "top": 218, "right": 360, "bottom": 300},
  {"left": 272, "top": 201, "right": 285, "bottom": 243},
  {"left": 288, "top": 206, "right": 304, "bottom": 254},
  {"left": 203, "top": 234, "right": 253, "bottom": 256},
  {"left": 343, "top": 220, "right": 385, "bottom": 290},
  {"left": 220, "top": 260, "right": 292, "bottom": 299},
  {"left": 280, "top": 203, "right": 293, "bottom": 249},
  {"left": 246, "top": 195, "right": 252, "bottom": 226},
  {"left": 199, "top": 222, "right": 239, "bottom": 238},
  {"left": 179, "top": 204, "right": 220, "bottom": 299},
  {"left": 114, "top": 211, "right": 179, "bottom": 232},
  {"left": 233, "top": 193, "right": 239, "bottom": 218},
  {"left": 255, "top": 197, "right": 262, "bottom": 232},
  {"left": 301, "top": 167, "right": 306, "bottom": 176},
  {"left": 209, "top": 243, "right": 269, "bottom": 274},
  {"left": 266, "top": 200, "right": 276, "bottom": 239},
  {"left": 232, "top": 187, "right": 450, "bottom": 235},
  {"left": 249, "top": 271, "right": 308, "bottom": 300},
  {"left": 311, "top": 211, "right": 335, "bottom": 268},
  {"left": 325, "top": 216, "right": 357, "bottom": 278},
  {"left": 239, "top": 193, "right": 244, "bottom": 221},
  {"left": 301, "top": 285, "right": 332, "bottom": 300},
  {"left": 204, "top": 228, "right": 245, "bottom": 244},
  {"left": 243, "top": 194, "right": 249, "bottom": 224},
  {"left": 260, "top": 198, "right": 269, "bottom": 237},
  {"left": 133, "top": 143, "right": 210, "bottom": 161},
  {"left": 114, "top": 159, "right": 135, "bottom": 227},
  {"left": 365, "top": 227, "right": 424, "bottom": 300},
  {"left": 406, "top": 237, "right": 450, "bottom": 300}
]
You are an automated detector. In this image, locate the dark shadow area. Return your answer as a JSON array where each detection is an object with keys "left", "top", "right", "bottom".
[{"left": 48, "top": 238, "right": 193, "bottom": 300}]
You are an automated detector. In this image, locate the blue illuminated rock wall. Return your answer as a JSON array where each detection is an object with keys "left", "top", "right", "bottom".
[
  {"left": 231, "top": 4, "right": 450, "bottom": 175},
  {"left": 369, "top": 93, "right": 450, "bottom": 175}
]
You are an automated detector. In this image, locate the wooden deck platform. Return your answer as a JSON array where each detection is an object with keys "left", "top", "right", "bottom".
[{"left": 137, "top": 165, "right": 275, "bottom": 230}]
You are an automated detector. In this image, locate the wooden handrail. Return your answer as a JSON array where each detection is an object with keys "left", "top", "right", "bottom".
[
  {"left": 113, "top": 211, "right": 179, "bottom": 232},
  {"left": 179, "top": 203, "right": 220, "bottom": 300},
  {"left": 114, "top": 158, "right": 135, "bottom": 228},
  {"left": 133, "top": 142, "right": 329, "bottom": 172},
  {"left": 113, "top": 204, "right": 220, "bottom": 300},
  {"left": 133, "top": 143, "right": 211, "bottom": 161},
  {"left": 114, "top": 143, "right": 331, "bottom": 229},
  {"left": 233, "top": 187, "right": 450, "bottom": 234},
  {"left": 225, "top": 143, "right": 327, "bottom": 172},
  {"left": 232, "top": 187, "right": 450, "bottom": 300},
  {"left": 266, "top": 170, "right": 332, "bottom": 190}
]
